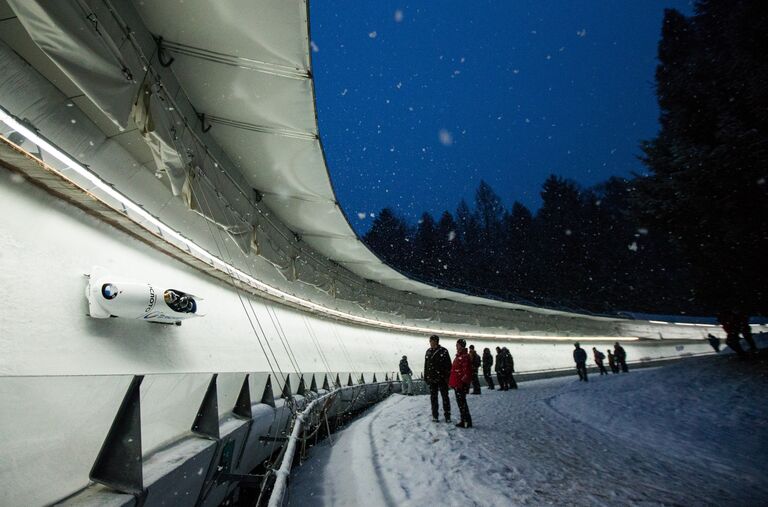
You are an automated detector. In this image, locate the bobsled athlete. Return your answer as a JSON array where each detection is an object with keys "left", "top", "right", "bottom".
[{"left": 164, "top": 289, "right": 196, "bottom": 314}]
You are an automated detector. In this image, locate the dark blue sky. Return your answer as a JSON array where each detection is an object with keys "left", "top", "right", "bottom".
[{"left": 310, "top": 1, "right": 693, "bottom": 234}]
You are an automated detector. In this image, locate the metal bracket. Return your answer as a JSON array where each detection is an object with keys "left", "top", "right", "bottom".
[
  {"left": 192, "top": 374, "right": 220, "bottom": 439},
  {"left": 89, "top": 375, "right": 144, "bottom": 495}
]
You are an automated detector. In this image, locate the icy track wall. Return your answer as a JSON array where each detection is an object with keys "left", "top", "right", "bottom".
[
  {"left": 0, "top": 96, "right": 719, "bottom": 507},
  {"left": 0, "top": 173, "right": 716, "bottom": 507}
]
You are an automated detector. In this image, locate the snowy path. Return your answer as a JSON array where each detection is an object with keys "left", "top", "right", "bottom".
[{"left": 288, "top": 354, "right": 768, "bottom": 506}]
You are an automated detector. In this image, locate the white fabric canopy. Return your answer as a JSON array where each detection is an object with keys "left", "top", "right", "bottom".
[{"left": 0, "top": 0, "right": 667, "bottom": 329}]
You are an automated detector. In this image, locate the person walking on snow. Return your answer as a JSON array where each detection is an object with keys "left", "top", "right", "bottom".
[
  {"left": 469, "top": 345, "right": 482, "bottom": 394},
  {"left": 482, "top": 347, "right": 495, "bottom": 390},
  {"left": 614, "top": 342, "right": 629, "bottom": 372},
  {"left": 449, "top": 339, "right": 473, "bottom": 428},
  {"left": 573, "top": 342, "right": 588, "bottom": 382},
  {"left": 424, "top": 334, "right": 452, "bottom": 422},
  {"left": 593, "top": 347, "right": 608, "bottom": 375},
  {"left": 495, "top": 346, "right": 508, "bottom": 390},
  {"left": 607, "top": 350, "right": 619, "bottom": 374},
  {"left": 399, "top": 355, "right": 414, "bottom": 395}
]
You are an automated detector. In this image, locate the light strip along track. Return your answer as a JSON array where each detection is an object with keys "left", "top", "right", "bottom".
[{"left": 0, "top": 108, "right": 638, "bottom": 342}]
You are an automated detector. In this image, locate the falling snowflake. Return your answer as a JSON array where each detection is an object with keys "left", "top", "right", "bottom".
[
  {"left": 577, "top": 28, "right": 587, "bottom": 37},
  {"left": 448, "top": 230, "right": 456, "bottom": 241},
  {"left": 438, "top": 129, "right": 453, "bottom": 146},
  {"left": 369, "top": 31, "right": 378, "bottom": 39},
  {"left": 357, "top": 212, "right": 367, "bottom": 220},
  {"left": 310, "top": 41, "right": 319, "bottom": 52},
  {"left": 564, "top": 229, "right": 572, "bottom": 236},
  {"left": 628, "top": 242, "right": 638, "bottom": 252},
  {"left": 341, "top": 88, "right": 348, "bottom": 96},
  {"left": 394, "top": 9, "right": 404, "bottom": 22},
  {"left": 637, "top": 228, "right": 649, "bottom": 235}
]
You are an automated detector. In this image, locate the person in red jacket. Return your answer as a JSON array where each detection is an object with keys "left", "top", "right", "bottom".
[{"left": 449, "top": 338, "right": 473, "bottom": 428}]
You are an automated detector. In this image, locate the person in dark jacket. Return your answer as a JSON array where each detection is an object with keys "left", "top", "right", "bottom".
[
  {"left": 495, "top": 346, "right": 508, "bottom": 390},
  {"left": 573, "top": 342, "right": 588, "bottom": 382},
  {"left": 706, "top": 333, "right": 721, "bottom": 353},
  {"left": 593, "top": 347, "right": 608, "bottom": 375},
  {"left": 607, "top": 350, "right": 619, "bottom": 374},
  {"left": 468, "top": 345, "right": 482, "bottom": 394},
  {"left": 424, "top": 334, "right": 452, "bottom": 422},
  {"left": 614, "top": 342, "right": 629, "bottom": 372},
  {"left": 399, "top": 355, "right": 414, "bottom": 395},
  {"left": 719, "top": 311, "right": 757, "bottom": 357},
  {"left": 503, "top": 347, "right": 518, "bottom": 389},
  {"left": 482, "top": 348, "right": 495, "bottom": 390},
  {"left": 448, "top": 339, "right": 473, "bottom": 428}
]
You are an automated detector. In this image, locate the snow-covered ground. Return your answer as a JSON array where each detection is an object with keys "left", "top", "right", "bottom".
[{"left": 288, "top": 353, "right": 768, "bottom": 506}]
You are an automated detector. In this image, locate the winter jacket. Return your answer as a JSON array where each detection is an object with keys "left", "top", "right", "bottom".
[
  {"left": 494, "top": 351, "right": 506, "bottom": 373},
  {"left": 593, "top": 350, "right": 605, "bottom": 363},
  {"left": 614, "top": 344, "right": 626, "bottom": 361},
  {"left": 399, "top": 358, "right": 412, "bottom": 375},
  {"left": 482, "top": 351, "right": 493, "bottom": 371},
  {"left": 424, "top": 345, "right": 452, "bottom": 384},
  {"left": 503, "top": 349, "right": 515, "bottom": 373},
  {"left": 448, "top": 349, "right": 472, "bottom": 389},
  {"left": 470, "top": 350, "right": 481, "bottom": 371},
  {"left": 573, "top": 347, "right": 587, "bottom": 364}
]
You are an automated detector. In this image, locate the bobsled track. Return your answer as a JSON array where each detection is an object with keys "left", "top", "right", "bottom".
[{"left": 0, "top": 2, "right": 763, "bottom": 506}]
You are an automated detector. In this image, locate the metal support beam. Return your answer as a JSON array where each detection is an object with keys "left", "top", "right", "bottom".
[
  {"left": 192, "top": 374, "right": 220, "bottom": 440},
  {"left": 233, "top": 374, "right": 252, "bottom": 419},
  {"left": 261, "top": 375, "right": 276, "bottom": 407},
  {"left": 89, "top": 375, "right": 144, "bottom": 495}
]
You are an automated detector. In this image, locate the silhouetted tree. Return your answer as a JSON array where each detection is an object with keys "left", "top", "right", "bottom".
[
  {"left": 363, "top": 208, "right": 410, "bottom": 267},
  {"left": 413, "top": 212, "right": 439, "bottom": 279},
  {"left": 638, "top": 0, "right": 768, "bottom": 315},
  {"left": 435, "top": 211, "right": 460, "bottom": 285}
]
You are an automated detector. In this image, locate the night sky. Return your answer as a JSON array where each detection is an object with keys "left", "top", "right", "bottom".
[{"left": 309, "top": 1, "right": 694, "bottom": 234}]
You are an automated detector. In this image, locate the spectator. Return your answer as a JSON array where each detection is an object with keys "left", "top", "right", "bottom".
[
  {"left": 495, "top": 346, "right": 508, "bottom": 390},
  {"left": 424, "top": 335, "right": 452, "bottom": 422},
  {"left": 482, "top": 347, "right": 495, "bottom": 390},
  {"left": 573, "top": 342, "right": 588, "bottom": 382},
  {"left": 593, "top": 347, "right": 608, "bottom": 375},
  {"left": 607, "top": 350, "right": 619, "bottom": 374},
  {"left": 469, "top": 345, "right": 482, "bottom": 394},
  {"left": 399, "top": 355, "right": 414, "bottom": 395},
  {"left": 719, "top": 311, "right": 757, "bottom": 357},
  {"left": 503, "top": 347, "right": 518, "bottom": 389},
  {"left": 707, "top": 333, "right": 721, "bottom": 353},
  {"left": 614, "top": 342, "right": 629, "bottom": 372},
  {"left": 448, "top": 339, "right": 473, "bottom": 428}
]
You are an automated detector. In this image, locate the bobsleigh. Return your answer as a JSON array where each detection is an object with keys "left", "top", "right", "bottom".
[{"left": 86, "top": 266, "right": 204, "bottom": 325}]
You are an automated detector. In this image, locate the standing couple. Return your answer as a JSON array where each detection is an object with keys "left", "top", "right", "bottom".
[{"left": 424, "top": 334, "right": 473, "bottom": 429}]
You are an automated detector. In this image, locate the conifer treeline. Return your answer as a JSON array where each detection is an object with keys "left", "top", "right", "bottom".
[
  {"left": 363, "top": 0, "right": 767, "bottom": 316},
  {"left": 363, "top": 178, "right": 693, "bottom": 315}
]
